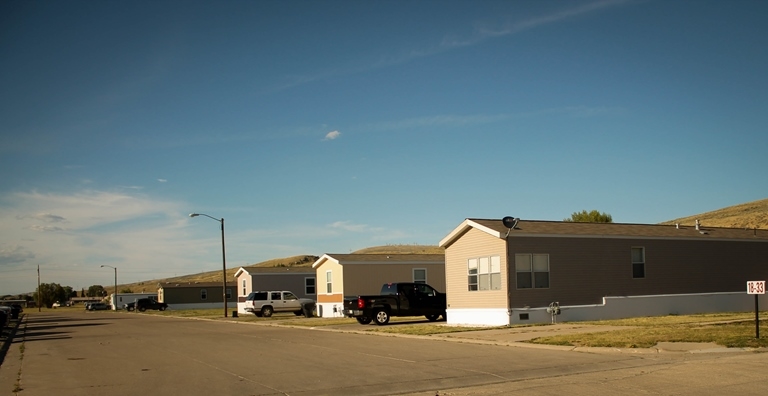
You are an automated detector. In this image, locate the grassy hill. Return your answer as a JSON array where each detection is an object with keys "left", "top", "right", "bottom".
[
  {"left": 659, "top": 198, "right": 768, "bottom": 229},
  {"left": 111, "top": 199, "right": 768, "bottom": 295}
]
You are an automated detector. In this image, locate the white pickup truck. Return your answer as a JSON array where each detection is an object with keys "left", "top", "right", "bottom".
[{"left": 244, "top": 291, "right": 315, "bottom": 317}]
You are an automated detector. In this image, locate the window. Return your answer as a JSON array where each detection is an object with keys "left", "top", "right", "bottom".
[
  {"left": 326, "top": 271, "right": 333, "bottom": 294},
  {"left": 270, "top": 291, "right": 281, "bottom": 300},
  {"left": 467, "top": 255, "right": 501, "bottom": 291},
  {"left": 284, "top": 292, "right": 297, "bottom": 300},
  {"left": 515, "top": 254, "right": 549, "bottom": 289},
  {"left": 632, "top": 247, "right": 645, "bottom": 278},
  {"left": 305, "top": 277, "right": 316, "bottom": 295},
  {"left": 242, "top": 279, "right": 246, "bottom": 296},
  {"left": 200, "top": 289, "right": 208, "bottom": 300},
  {"left": 467, "top": 258, "right": 478, "bottom": 291},
  {"left": 226, "top": 288, "right": 232, "bottom": 299},
  {"left": 413, "top": 268, "right": 427, "bottom": 284}
]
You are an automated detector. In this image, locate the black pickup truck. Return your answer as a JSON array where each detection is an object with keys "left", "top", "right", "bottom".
[{"left": 343, "top": 282, "right": 447, "bottom": 325}]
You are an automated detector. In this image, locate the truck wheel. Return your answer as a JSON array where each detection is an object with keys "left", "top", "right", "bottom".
[
  {"left": 159, "top": 306, "right": 166, "bottom": 311},
  {"left": 425, "top": 314, "right": 440, "bottom": 322},
  {"left": 373, "top": 310, "right": 390, "bottom": 325},
  {"left": 261, "top": 306, "right": 273, "bottom": 318},
  {"left": 356, "top": 317, "right": 372, "bottom": 325},
  {"left": 138, "top": 306, "right": 146, "bottom": 312}
]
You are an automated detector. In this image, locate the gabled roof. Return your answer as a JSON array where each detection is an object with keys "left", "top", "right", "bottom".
[
  {"left": 234, "top": 266, "right": 316, "bottom": 278},
  {"left": 312, "top": 253, "right": 445, "bottom": 269},
  {"left": 439, "top": 218, "right": 768, "bottom": 248}
]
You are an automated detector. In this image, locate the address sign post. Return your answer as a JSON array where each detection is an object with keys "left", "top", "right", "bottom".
[{"left": 747, "top": 281, "right": 765, "bottom": 339}]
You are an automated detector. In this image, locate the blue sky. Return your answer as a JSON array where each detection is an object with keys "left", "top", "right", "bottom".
[{"left": 1, "top": 0, "right": 767, "bottom": 295}]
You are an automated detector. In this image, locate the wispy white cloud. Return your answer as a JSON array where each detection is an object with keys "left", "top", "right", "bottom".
[
  {"left": 157, "top": 178, "right": 168, "bottom": 183},
  {"left": 323, "top": 130, "right": 341, "bottom": 141},
  {"left": 329, "top": 221, "right": 371, "bottom": 233},
  {"left": 267, "top": 1, "right": 632, "bottom": 93}
]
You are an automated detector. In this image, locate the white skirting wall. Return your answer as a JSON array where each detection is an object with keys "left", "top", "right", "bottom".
[
  {"left": 316, "top": 302, "right": 347, "bottom": 318},
  {"left": 448, "top": 292, "right": 768, "bottom": 327}
]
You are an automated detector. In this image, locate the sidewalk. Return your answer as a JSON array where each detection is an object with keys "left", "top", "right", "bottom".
[{"left": 299, "top": 321, "right": 749, "bottom": 354}]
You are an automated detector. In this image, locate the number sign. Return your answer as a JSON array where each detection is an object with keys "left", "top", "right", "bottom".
[{"left": 747, "top": 281, "right": 766, "bottom": 295}]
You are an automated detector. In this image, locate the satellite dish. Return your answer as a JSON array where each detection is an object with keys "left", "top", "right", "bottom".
[
  {"left": 502, "top": 216, "right": 519, "bottom": 229},
  {"left": 502, "top": 216, "right": 520, "bottom": 238}
]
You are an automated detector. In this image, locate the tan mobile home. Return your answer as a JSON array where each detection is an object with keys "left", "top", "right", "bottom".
[
  {"left": 440, "top": 218, "right": 768, "bottom": 326},
  {"left": 312, "top": 253, "right": 445, "bottom": 318}
]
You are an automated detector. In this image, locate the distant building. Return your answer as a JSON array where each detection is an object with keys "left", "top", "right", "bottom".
[
  {"left": 158, "top": 282, "right": 236, "bottom": 310},
  {"left": 234, "top": 267, "right": 316, "bottom": 314}
]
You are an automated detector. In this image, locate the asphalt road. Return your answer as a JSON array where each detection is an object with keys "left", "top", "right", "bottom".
[{"left": 1, "top": 311, "right": 767, "bottom": 395}]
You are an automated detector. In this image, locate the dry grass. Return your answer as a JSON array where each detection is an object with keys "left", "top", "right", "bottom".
[
  {"left": 529, "top": 312, "right": 768, "bottom": 348},
  {"left": 659, "top": 197, "right": 768, "bottom": 229}
]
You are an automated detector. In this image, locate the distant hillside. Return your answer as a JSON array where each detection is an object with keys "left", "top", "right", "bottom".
[
  {"left": 660, "top": 198, "right": 768, "bottom": 229},
  {"left": 117, "top": 245, "right": 442, "bottom": 294}
]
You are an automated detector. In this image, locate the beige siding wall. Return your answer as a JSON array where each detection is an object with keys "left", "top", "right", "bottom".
[
  {"left": 236, "top": 273, "right": 251, "bottom": 300},
  {"left": 316, "top": 260, "right": 344, "bottom": 303},
  {"left": 343, "top": 264, "right": 446, "bottom": 297},
  {"left": 445, "top": 228, "right": 508, "bottom": 309}
]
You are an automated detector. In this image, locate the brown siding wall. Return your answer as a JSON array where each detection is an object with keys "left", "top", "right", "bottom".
[
  {"left": 343, "top": 264, "right": 446, "bottom": 297},
  {"left": 250, "top": 274, "right": 316, "bottom": 300},
  {"left": 445, "top": 228, "right": 508, "bottom": 309},
  {"left": 507, "top": 236, "right": 768, "bottom": 308},
  {"left": 162, "top": 286, "right": 236, "bottom": 304}
]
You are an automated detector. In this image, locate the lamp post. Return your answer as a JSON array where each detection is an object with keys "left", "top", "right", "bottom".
[
  {"left": 189, "top": 213, "right": 228, "bottom": 317},
  {"left": 100, "top": 265, "right": 117, "bottom": 310}
]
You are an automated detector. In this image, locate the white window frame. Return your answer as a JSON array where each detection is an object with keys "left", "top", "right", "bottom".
[
  {"left": 413, "top": 268, "right": 427, "bottom": 284},
  {"left": 325, "top": 270, "right": 333, "bottom": 294},
  {"left": 226, "top": 288, "right": 232, "bottom": 299},
  {"left": 467, "top": 255, "right": 501, "bottom": 292},
  {"left": 242, "top": 279, "right": 246, "bottom": 296}
]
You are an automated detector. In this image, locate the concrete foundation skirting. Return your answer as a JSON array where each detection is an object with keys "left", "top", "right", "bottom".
[{"left": 448, "top": 292, "right": 768, "bottom": 326}]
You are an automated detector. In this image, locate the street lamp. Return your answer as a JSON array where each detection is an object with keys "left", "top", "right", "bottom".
[
  {"left": 189, "top": 213, "right": 228, "bottom": 317},
  {"left": 100, "top": 265, "right": 117, "bottom": 310}
]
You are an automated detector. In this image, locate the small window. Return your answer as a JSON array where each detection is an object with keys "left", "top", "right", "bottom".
[
  {"left": 632, "top": 247, "right": 645, "bottom": 278},
  {"left": 326, "top": 271, "right": 333, "bottom": 294},
  {"left": 413, "top": 268, "right": 427, "bottom": 284},
  {"left": 242, "top": 279, "right": 246, "bottom": 296},
  {"left": 200, "top": 289, "right": 208, "bottom": 300},
  {"left": 467, "top": 258, "right": 478, "bottom": 291},
  {"left": 226, "top": 288, "right": 232, "bottom": 299},
  {"left": 519, "top": 313, "right": 529, "bottom": 320},
  {"left": 305, "top": 277, "right": 316, "bottom": 295}
]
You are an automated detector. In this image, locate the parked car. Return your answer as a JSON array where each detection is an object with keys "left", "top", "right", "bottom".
[
  {"left": 244, "top": 291, "right": 314, "bottom": 318},
  {"left": 135, "top": 298, "right": 168, "bottom": 312},
  {"left": 344, "top": 282, "right": 447, "bottom": 325},
  {"left": 0, "top": 306, "right": 10, "bottom": 327},
  {"left": 52, "top": 301, "right": 61, "bottom": 308},
  {"left": 9, "top": 304, "right": 23, "bottom": 319},
  {"left": 86, "top": 303, "right": 110, "bottom": 311},
  {"left": 123, "top": 301, "right": 136, "bottom": 311}
]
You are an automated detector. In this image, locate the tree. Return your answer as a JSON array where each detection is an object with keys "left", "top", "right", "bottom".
[
  {"left": 36, "top": 283, "right": 68, "bottom": 307},
  {"left": 120, "top": 288, "right": 133, "bottom": 294},
  {"left": 87, "top": 285, "right": 106, "bottom": 298},
  {"left": 564, "top": 210, "right": 613, "bottom": 223}
]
